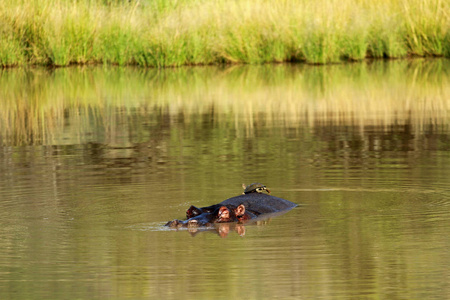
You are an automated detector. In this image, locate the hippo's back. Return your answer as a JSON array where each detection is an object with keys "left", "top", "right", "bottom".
[{"left": 220, "top": 193, "right": 297, "bottom": 215}]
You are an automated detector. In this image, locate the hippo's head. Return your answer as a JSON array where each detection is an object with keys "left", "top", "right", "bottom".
[{"left": 166, "top": 204, "right": 247, "bottom": 228}]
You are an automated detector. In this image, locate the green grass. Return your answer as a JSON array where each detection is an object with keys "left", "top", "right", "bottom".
[{"left": 0, "top": 0, "right": 449, "bottom": 67}]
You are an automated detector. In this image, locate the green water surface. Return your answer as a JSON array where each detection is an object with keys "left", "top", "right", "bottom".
[{"left": 0, "top": 59, "right": 449, "bottom": 299}]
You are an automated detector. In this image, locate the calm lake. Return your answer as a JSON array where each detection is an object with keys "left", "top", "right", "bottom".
[{"left": 0, "top": 59, "right": 449, "bottom": 299}]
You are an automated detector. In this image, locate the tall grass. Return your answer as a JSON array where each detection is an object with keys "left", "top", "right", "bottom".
[{"left": 0, "top": 0, "right": 448, "bottom": 67}]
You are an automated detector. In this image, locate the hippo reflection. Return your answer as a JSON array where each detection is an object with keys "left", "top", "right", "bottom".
[{"left": 165, "top": 191, "right": 297, "bottom": 231}]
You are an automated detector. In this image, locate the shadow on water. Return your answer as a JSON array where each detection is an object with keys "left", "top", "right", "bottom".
[{"left": 0, "top": 59, "right": 449, "bottom": 299}]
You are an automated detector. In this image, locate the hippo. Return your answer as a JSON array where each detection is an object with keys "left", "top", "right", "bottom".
[
  {"left": 166, "top": 193, "right": 297, "bottom": 228},
  {"left": 165, "top": 203, "right": 252, "bottom": 228}
]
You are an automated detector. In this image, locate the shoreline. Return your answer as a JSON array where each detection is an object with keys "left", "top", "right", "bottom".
[{"left": 1, "top": 54, "right": 448, "bottom": 70}]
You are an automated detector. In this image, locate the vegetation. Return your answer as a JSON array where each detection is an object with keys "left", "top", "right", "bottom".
[{"left": 0, "top": 0, "right": 449, "bottom": 67}]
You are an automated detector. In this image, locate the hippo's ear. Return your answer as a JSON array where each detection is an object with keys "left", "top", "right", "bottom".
[
  {"left": 217, "top": 206, "right": 231, "bottom": 222},
  {"left": 218, "top": 206, "right": 229, "bottom": 216},
  {"left": 235, "top": 204, "right": 245, "bottom": 216}
]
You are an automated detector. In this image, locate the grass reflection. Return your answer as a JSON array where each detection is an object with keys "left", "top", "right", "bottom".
[{"left": 0, "top": 59, "right": 449, "bottom": 146}]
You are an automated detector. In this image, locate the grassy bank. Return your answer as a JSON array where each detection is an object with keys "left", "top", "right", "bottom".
[{"left": 0, "top": 0, "right": 449, "bottom": 67}]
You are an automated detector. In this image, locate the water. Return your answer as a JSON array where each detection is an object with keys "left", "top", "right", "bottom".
[{"left": 0, "top": 60, "right": 449, "bottom": 299}]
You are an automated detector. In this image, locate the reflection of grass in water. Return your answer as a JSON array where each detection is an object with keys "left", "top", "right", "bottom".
[
  {"left": 0, "top": 0, "right": 448, "bottom": 67},
  {"left": 0, "top": 59, "right": 449, "bottom": 145}
]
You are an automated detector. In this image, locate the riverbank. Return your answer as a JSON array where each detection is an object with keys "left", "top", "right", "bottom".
[{"left": 1, "top": 0, "right": 449, "bottom": 67}]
